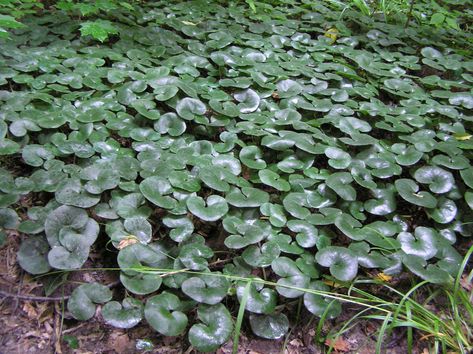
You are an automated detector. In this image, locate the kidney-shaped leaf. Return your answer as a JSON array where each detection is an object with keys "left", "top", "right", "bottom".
[
  {"left": 188, "top": 304, "right": 233, "bottom": 352},
  {"left": 181, "top": 273, "right": 229, "bottom": 304},
  {"left": 139, "top": 175, "right": 177, "bottom": 210},
  {"left": 186, "top": 195, "right": 229, "bottom": 222},
  {"left": 395, "top": 179, "right": 437, "bottom": 208},
  {"left": 68, "top": 283, "right": 112, "bottom": 321},
  {"left": 271, "top": 257, "right": 310, "bottom": 298},
  {"left": 398, "top": 227, "right": 438, "bottom": 260},
  {"left": 414, "top": 166, "right": 455, "bottom": 194},
  {"left": 145, "top": 292, "right": 188, "bottom": 336},
  {"left": 249, "top": 313, "right": 289, "bottom": 339},
  {"left": 102, "top": 298, "right": 143, "bottom": 329},
  {"left": 236, "top": 280, "right": 277, "bottom": 314},
  {"left": 17, "top": 236, "right": 51, "bottom": 274},
  {"left": 176, "top": 97, "right": 206, "bottom": 120},
  {"left": 304, "top": 280, "right": 341, "bottom": 318},
  {"left": 315, "top": 246, "right": 358, "bottom": 281}
]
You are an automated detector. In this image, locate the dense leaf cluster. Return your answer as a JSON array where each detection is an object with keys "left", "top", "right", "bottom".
[{"left": 1, "top": 0, "right": 472, "bottom": 350}]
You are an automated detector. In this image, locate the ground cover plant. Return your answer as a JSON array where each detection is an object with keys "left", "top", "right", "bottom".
[{"left": 0, "top": 0, "right": 472, "bottom": 352}]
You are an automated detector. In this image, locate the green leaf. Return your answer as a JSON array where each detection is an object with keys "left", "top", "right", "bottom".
[
  {"left": 120, "top": 272, "right": 163, "bottom": 295},
  {"left": 0, "top": 15, "right": 25, "bottom": 29},
  {"left": 0, "top": 208, "right": 18, "bottom": 229},
  {"left": 102, "top": 298, "right": 143, "bottom": 329},
  {"left": 17, "top": 236, "right": 51, "bottom": 275},
  {"left": 68, "top": 283, "right": 112, "bottom": 321},
  {"left": 402, "top": 255, "right": 451, "bottom": 284},
  {"left": 325, "top": 147, "right": 351, "bottom": 169},
  {"left": 176, "top": 97, "right": 206, "bottom": 120},
  {"left": 427, "top": 197, "right": 457, "bottom": 224},
  {"left": 414, "top": 166, "right": 455, "bottom": 194},
  {"left": 395, "top": 179, "right": 437, "bottom": 208},
  {"left": 242, "top": 242, "right": 281, "bottom": 267},
  {"left": 181, "top": 273, "right": 229, "bottom": 304},
  {"left": 154, "top": 113, "right": 186, "bottom": 136},
  {"left": 236, "top": 280, "right": 277, "bottom": 314},
  {"left": 249, "top": 313, "right": 289, "bottom": 339},
  {"left": 287, "top": 220, "right": 318, "bottom": 248},
  {"left": 258, "top": 169, "right": 290, "bottom": 192},
  {"left": 260, "top": 203, "right": 287, "bottom": 227},
  {"left": 326, "top": 172, "right": 356, "bottom": 201},
  {"left": 80, "top": 20, "right": 118, "bottom": 42},
  {"left": 271, "top": 257, "right": 310, "bottom": 298},
  {"left": 186, "top": 195, "right": 229, "bottom": 222},
  {"left": 187, "top": 304, "right": 233, "bottom": 354},
  {"left": 460, "top": 168, "right": 473, "bottom": 189},
  {"left": 430, "top": 13, "right": 445, "bottom": 26},
  {"left": 315, "top": 246, "right": 358, "bottom": 281},
  {"left": 398, "top": 227, "right": 438, "bottom": 260},
  {"left": 276, "top": 79, "right": 303, "bottom": 98},
  {"left": 55, "top": 179, "right": 101, "bottom": 208},
  {"left": 145, "top": 292, "right": 188, "bottom": 336},
  {"left": 240, "top": 146, "right": 266, "bottom": 170},
  {"left": 304, "top": 281, "right": 341, "bottom": 318},
  {"left": 179, "top": 242, "right": 213, "bottom": 270},
  {"left": 139, "top": 176, "right": 177, "bottom": 210},
  {"left": 226, "top": 187, "right": 269, "bottom": 208}
]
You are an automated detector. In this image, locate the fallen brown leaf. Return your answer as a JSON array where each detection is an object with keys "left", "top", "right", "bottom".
[
  {"left": 325, "top": 337, "right": 350, "bottom": 352},
  {"left": 117, "top": 235, "right": 139, "bottom": 250},
  {"left": 460, "top": 275, "right": 472, "bottom": 291},
  {"left": 22, "top": 302, "right": 37, "bottom": 319}
]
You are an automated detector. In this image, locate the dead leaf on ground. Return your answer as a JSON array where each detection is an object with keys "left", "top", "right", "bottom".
[
  {"left": 325, "top": 337, "right": 350, "bottom": 352},
  {"left": 460, "top": 275, "right": 472, "bottom": 291},
  {"left": 22, "top": 302, "right": 38, "bottom": 319},
  {"left": 108, "top": 333, "right": 132, "bottom": 354}
]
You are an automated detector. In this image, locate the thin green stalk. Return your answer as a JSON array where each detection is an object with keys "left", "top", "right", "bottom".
[
  {"left": 233, "top": 280, "right": 251, "bottom": 354},
  {"left": 375, "top": 312, "right": 392, "bottom": 354}
]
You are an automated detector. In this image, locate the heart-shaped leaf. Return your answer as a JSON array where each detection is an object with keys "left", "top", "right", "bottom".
[
  {"left": 102, "top": 298, "right": 143, "bottom": 329},
  {"left": 398, "top": 227, "right": 438, "bottom": 260},
  {"left": 402, "top": 255, "right": 451, "bottom": 284},
  {"left": 242, "top": 242, "right": 281, "bottom": 267},
  {"left": 236, "top": 281, "right": 277, "bottom": 314},
  {"left": 17, "top": 236, "right": 51, "bottom": 274},
  {"left": 234, "top": 89, "right": 260, "bottom": 113},
  {"left": 145, "top": 292, "right": 188, "bottom": 336},
  {"left": 258, "top": 169, "right": 290, "bottom": 192},
  {"left": 176, "top": 97, "right": 206, "bottom": 120},
  {"left": 276, "top": 79, "right": 303, "bottom": 98},
  {"left": 240, "top": 146, "right": 266, "bottom": 170},
  {"left": 68, "top": 283, "right": 112, "bottom": 321},
  {"left": 271, "top": 257, "right": 310, "bottom": 298},
  {"left": 186, "top": 195, "right": 229, "bottom": 222},
  {"left": 188, "top": 304, "right": 233, "bottom": 352},
  {"left": 325, "top": 147, "right": 352, "bottom": 169},
  {"left": 414, "top": 166, "right": 455, "bottom": 194},
  {"left": 55, "top": 179, "right": 100, "bottom": 208},
  {"left": 249, "top": 313, "right": 289, "bottom": 339},
  {"left": 181, "top": 273, "right": 229, "bottom": 304},
  {"left": 326, "top": 172, "right": 356, "bottom": 201},
  {"left": 395, "top": 179, "right": 437, "bottom": 208},
  {"left": 226, "top": 187, "right": 269, "bottom": 208},
  {"left": 304, "top": 281, "right": 341, "bottom": 318},
  {"left": 139, "top": 176, "right": 177, "bottom": 210},
  {"left": 120, "top": 272, "right": 163, "bottom": 295},
  {"left": 287, "top": 220, "right": 318, "bottom": 248},
  {"left": 315, "top": 246, "right": 358, "bottom": 281}
]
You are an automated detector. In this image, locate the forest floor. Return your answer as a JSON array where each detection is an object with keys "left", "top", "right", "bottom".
[{"left": 1, "top": 233, "right": 419, "bottom": 354}]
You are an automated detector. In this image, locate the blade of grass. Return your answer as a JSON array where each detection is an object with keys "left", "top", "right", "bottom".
[
  {"left": 375, "top": 311, "right": 392, "bottom": 354},
  {"left": 233, "top": 280, "right": 251, "bottom": 354}
]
